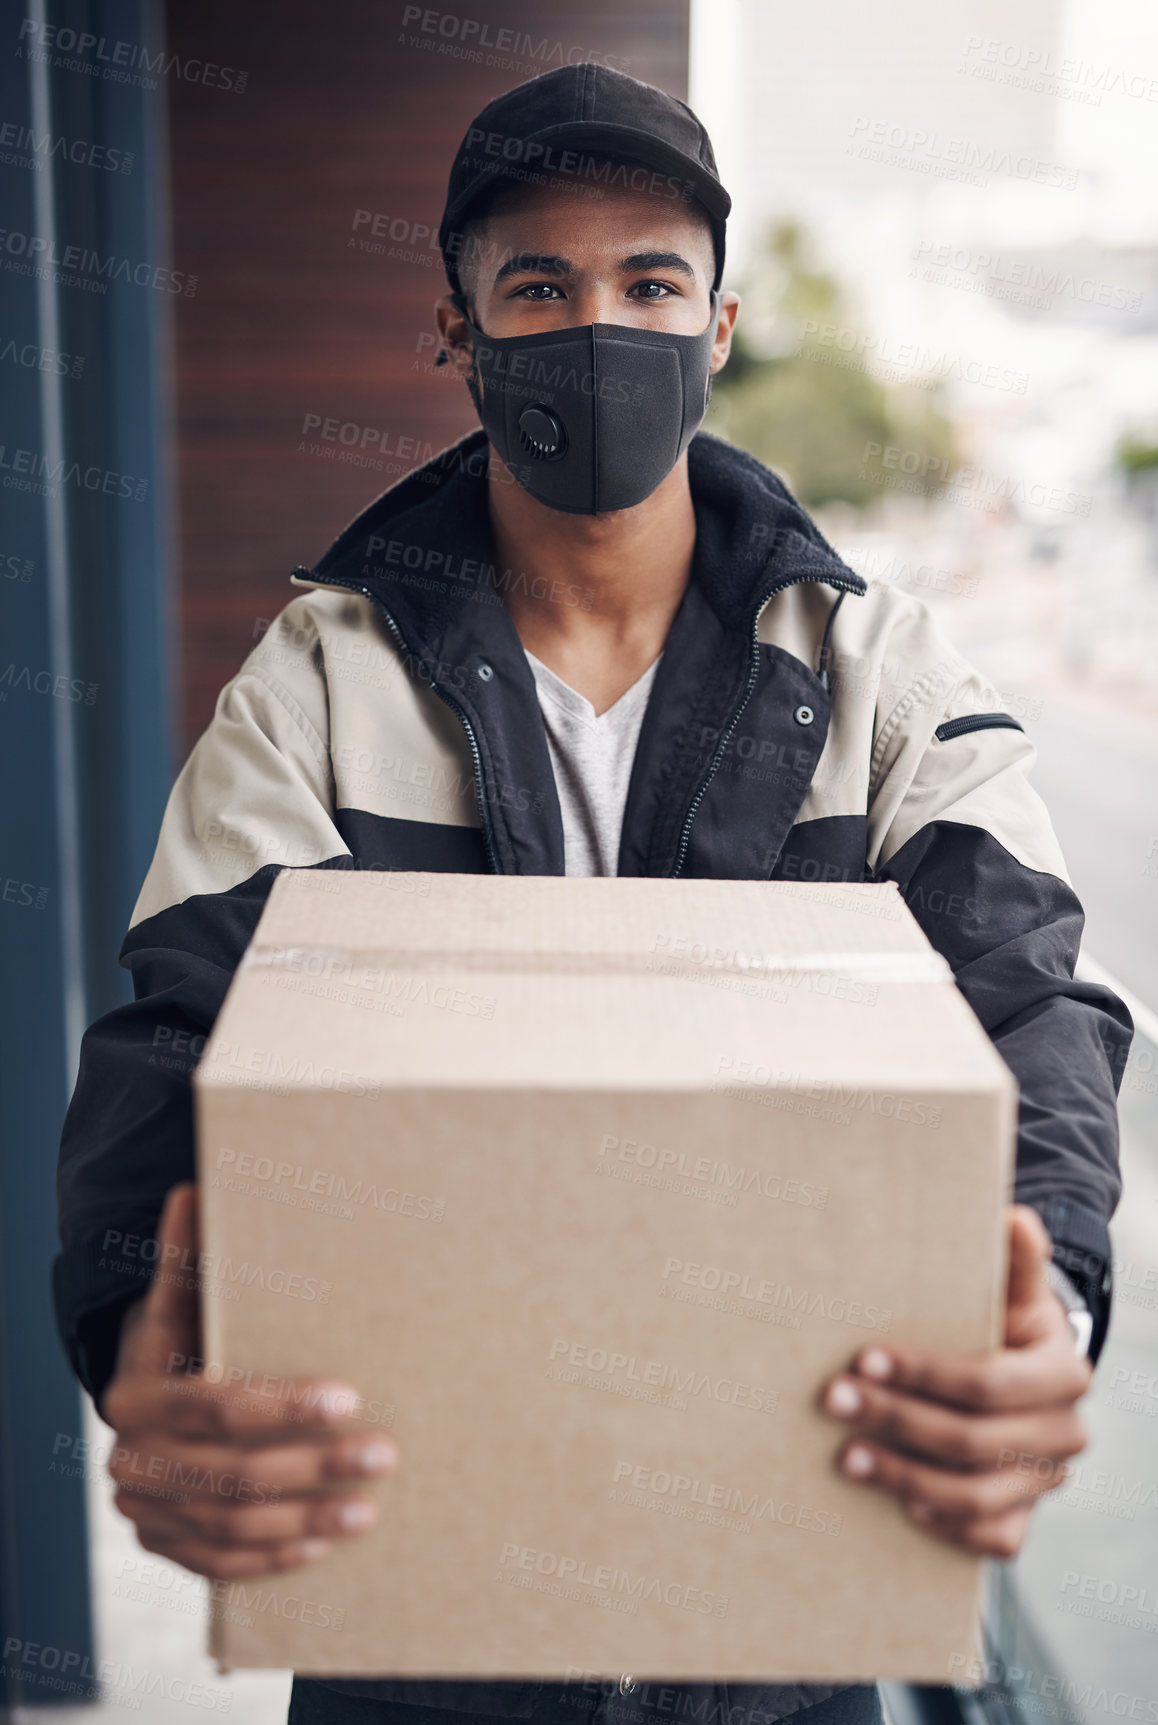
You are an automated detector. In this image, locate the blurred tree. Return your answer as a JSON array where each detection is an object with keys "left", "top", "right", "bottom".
[
  {"left": 1117, "top": 434, "right": 1158, "bottom": 473},
  {"left": 708, "top": 221, "right": 959, "bottom": 510}
]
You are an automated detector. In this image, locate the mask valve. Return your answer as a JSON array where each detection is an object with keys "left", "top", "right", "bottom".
[{"left": 518, "top": 404, "right": 567, "bottom": 460}]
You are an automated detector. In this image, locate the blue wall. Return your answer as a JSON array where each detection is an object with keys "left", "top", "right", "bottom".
[{"left": 0, "top": 0, "right": 174, "bottom": 1706}]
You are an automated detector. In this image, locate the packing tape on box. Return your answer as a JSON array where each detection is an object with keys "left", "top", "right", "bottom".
[{"left": 242, "top": 945, "right": 954, "bottom": 984}]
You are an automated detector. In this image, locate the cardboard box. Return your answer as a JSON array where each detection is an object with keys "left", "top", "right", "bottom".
[{"left": 194, "top": 871, "right": 1014, "bottom": 1683}]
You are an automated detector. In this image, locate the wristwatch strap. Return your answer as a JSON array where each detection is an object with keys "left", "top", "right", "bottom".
[{"left": 1046, "top": 1261, "right": 1094, "bottom": 1358}]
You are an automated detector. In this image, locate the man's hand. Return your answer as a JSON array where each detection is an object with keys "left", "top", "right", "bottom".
[
  {"left": 103, "top": 1182, "right": 397, "bottom": 1581},
  {"left": 820, "top": 1205, "right": 1092, "bottom": 1558}
]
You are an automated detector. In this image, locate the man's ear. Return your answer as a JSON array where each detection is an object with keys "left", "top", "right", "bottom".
[
  {"left": 434, "top": 292, "right": 476, "bottom": 377},
  {"left": 709, "top": 290, "right": 741, "bottom": 376}
]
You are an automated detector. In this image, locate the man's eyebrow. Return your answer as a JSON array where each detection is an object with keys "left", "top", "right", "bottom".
[
  {"left": 619, "top": 251, "right": 697, "bottom": 279},
  {"left": 493, "top": 252, "right": 573, "bottom": 285}
]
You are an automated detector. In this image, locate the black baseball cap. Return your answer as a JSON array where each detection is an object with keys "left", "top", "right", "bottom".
[{"left": 438, "top": 63, "right": 731, "bottom": 296}]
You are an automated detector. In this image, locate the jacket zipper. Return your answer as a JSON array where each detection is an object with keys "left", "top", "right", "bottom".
[
  {"left": 669, "top": 571, "right": 864, "bottom": 879},
  {"left": 295, "top": 562, "right": 863, "bottom": 882},
  {"left": 290, "top": 566, "right": 502, "bottom": 875}
]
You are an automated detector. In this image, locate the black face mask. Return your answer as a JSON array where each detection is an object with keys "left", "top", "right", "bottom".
[{"left": 455, "top": 292, "right": 721, "bottom": 516}]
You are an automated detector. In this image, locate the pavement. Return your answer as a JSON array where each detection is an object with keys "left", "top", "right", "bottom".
[{"left": 1006, "top": 1055, "right": 1158, "bottom": 1708}]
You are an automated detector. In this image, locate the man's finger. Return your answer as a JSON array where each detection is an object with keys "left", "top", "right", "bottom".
[
  {"left": 836, "top": 1437, "right": 1070, "bottom": 1519},
  {"left": 108, "top": 1430, "right": 398, "bottom": 1501},
  {"left": 847, "top": 1327, "right": 1092, "bottom": 1413},
  {"left": 116, "top": 1482, "right": 379, "bottom": 1548},
  {"left": 115, "top": 1367, "right": 370, "bottom": 1444},
  {"left": 136, "top": 1530, "right": 335, "bottom": 1584},
  {"left": 910, "top": 1504, "right": 1034, "bottom": 1561},
  {"left": 1005, "top": 1205, "right": 1055, "bottom": 1342},
  {"left": 1006, "top": 1205, "right": 1051, "bottom": 1311},
  {"left": 823, "top": 1375, "right": 1088, "bottom": 1468},
  {"left": 126, "top": 1183, "right": 202, "bottom": 1376}
]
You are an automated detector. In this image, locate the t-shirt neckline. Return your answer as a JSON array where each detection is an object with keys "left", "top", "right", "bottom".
[{"left": 523, "top": 647, "right": 663, "bottom": 725}]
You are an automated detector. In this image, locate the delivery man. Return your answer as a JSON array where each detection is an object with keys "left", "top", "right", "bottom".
[{"left": 54, "top": 63, "right": 1130, "bottom": 1725}]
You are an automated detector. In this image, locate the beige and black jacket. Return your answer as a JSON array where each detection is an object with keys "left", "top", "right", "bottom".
[{"left": 56, "top": 428, "right": 1129, "bottom": 1415}]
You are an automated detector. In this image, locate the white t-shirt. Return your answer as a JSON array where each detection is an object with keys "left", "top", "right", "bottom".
[{"left": 524, "top": 648, "right": 662, "bottom": 876}]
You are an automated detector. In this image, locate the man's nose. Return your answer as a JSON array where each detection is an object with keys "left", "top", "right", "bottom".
[{"left": 565, "top": 287, "right": 626, "bottom": 326}]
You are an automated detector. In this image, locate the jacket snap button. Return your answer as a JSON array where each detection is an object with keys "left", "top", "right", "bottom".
[
  {"left": 476, "top": 663, "right": 494, "bottom": 682},
  {"left": 794, "top": 704, "right": 815, "bottom": 726},
  {"left": 619, "top": 1676, "right": 637, "bottom": 1695}
]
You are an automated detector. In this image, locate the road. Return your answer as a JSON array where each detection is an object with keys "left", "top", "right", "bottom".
[{"left": 1025, "top": 698, "right": 1158, "bottom": 1008}]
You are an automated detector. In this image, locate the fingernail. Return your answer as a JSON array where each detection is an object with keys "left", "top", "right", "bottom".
[
  {"left": 825, "top": 1379, "right": 862, "bottom": 1418},
  {"left": 860, "top": 1349, "right": 893, "bottom": 1381},
  {"left": 843, "top": 1444, "right": 875, "bottom": 1479},
  {"left": 316, "top": 1384, "right": 361, "bottom": 1419},
  {"left": 300, "top": 1538, "right": 332, "bottom": 1560},
  {"left": 337, "top": 1498, "right": 377, "bottom": 1531},
  {"left": 356, "top": 1441, "right": 397, "bottom": 1474}
]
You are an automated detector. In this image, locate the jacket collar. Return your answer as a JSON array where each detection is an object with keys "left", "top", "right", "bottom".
[{"left": 300, "top": 428, "right": 865, "bottom": 649}]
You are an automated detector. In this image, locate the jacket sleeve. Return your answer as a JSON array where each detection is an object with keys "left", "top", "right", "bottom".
[
  {"left": 865, "top": 634, "right": 1132, "bottom": 1362},
  {"left": 53, "top": 605, "right": 348, "bottom": 1414}
]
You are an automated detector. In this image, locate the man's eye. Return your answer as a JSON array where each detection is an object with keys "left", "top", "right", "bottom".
[
  {"left": 629, "top": 280, "right": 674, "bottom": 300},
  {"left": 514, "top": 282, "right": 561, "bottom": 300}
]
